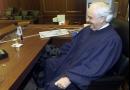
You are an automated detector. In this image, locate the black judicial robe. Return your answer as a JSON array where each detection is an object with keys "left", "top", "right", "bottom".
[{"left": 43, "top": 25, "right": 122, "bottom": 90}]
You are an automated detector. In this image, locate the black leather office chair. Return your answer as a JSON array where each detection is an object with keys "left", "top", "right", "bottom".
[{"left": 87, "top": 19, "right": 129, "bottom": 90}]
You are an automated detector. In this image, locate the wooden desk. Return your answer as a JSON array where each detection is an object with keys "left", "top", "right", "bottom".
[
  {"left": 0, "top": 27, "right": 49, "bottom": 90},
  {"left": 26, "top": 24, "right": 83, "bottom": 30},
  {"left": 24, "top": 24, "right": 83, "bottom": 47},
  {"left": 0, "top": 20, "right": 32, "bottom": 26},
  {"left": 0, "top": 17, "right": 8, "bottom": 20},
  {"left": 0, "top": 24, "right": 16, "bottom": 39},
  {"left": 0, "top": 23, "right": 12, "bottom": 29},
  {"left": 0, "top": 21, "right": 31, "bottom": 39},
  {"left": 0, "top": 24, "right": 82, "bottom": 90}
]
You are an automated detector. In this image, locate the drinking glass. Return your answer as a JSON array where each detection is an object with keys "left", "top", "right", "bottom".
[
  {"left": 10, "top": 33, "right": 19, "bottom": 44},
  {"left": 0, "top": 64, "right": 7, "bottom": 83}
]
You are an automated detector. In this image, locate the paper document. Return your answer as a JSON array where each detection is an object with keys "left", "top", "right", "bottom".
[
  {"left": 39, "top": 29, "right": 69, "bottom": 38},
  {"left": 57, "top": 15, "right": 65, "bottom": 22},
  {"left": 11, "top": 43, "right": 23, "bottom": 48},
  {"left": 53, "top": 17, "right": 58, "bottom": 22}
]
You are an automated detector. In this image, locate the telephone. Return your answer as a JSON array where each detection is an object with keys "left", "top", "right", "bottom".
[{"left": 0, "top": 49, "right": 8, "bottom": 60}]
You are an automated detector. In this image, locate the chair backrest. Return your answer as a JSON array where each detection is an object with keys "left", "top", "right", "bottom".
[
  {"left": 5, "top": 10, "right": 12, "bottom": 16},
  {"left": 111, "top": 55, "right": 129, "bottom": 76},
  {"left": 22, "top": 11, "right": 28, "bottom": 16},
  {"left": 14, "top": 16, "right": 22, "bottom": 20},
  {"left": 5, "top": 8, "right": 13, "bottom": 16},
  {"left": 109, "top": 19, "right": 129, "bottom": 76},
  {"left": 32, "top": 10, "right": 39, "bottom": 17},
  {"left": 111, "top": 19, "right": 129, "bottom": 57}
]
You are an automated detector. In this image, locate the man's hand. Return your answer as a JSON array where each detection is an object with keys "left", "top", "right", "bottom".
[{"left": 55, "top": 77, "right": 71, "bottom": 89}]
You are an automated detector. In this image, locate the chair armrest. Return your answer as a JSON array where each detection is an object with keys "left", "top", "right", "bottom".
[{"left": 90, "top": 76, "right": 124, "bottom": 86}]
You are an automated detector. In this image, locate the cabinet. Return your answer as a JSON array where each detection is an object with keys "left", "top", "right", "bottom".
[
  {"left": 0, "top": 0, "right": 4, "bottom": 11},
  {"left": 2, "top": 0, "right": 128, "bottom": 23},
  {"left": 39, "top": 0, "right": 86, "bottom": 24},
  {"left": 117, "top": 0, "right": 129, "bottom": 20},
  {"left": 4, "top": 0, "right": 40, "bottom": 10}
]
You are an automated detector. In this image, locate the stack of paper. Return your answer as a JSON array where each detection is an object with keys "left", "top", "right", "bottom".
[{"left": 39, "top": 29, "right": 69, "bottom": 38}]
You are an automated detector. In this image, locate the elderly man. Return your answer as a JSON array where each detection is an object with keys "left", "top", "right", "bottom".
[{"left": 43, "top": 2, "right": 122, "bottom": 90}]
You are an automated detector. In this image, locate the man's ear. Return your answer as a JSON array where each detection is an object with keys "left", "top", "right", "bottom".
[
  {"left": 99, "top": 16, "right": 106, "bottom": 23},
  {"left": 106, "top": 14, "right": 113, "bottom": 22}
]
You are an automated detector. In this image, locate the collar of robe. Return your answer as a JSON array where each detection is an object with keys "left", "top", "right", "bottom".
[{"left": 91, "top": 23, "right": 110, "bottom": 31}]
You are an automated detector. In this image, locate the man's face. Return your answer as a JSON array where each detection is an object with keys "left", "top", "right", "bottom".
[{"left": 87, "top": 10, "right": 104, "bottom": 30}]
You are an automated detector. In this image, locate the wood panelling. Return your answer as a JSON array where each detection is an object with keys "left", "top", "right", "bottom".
[
  {"left": 3, "top": 0, "right": 40, "bottom": 10},
  {"left": 40, "top": 0, "right": 86, "bottom": 24},
  {"left": 66, "top": 0, "right": 86, "bottom": 14},
  {"left": 42, "top": 0, "right": 65, "bottom": 14},
  {"left": 117, "top": 0, "right": 129, "bottom": 20},
  {"left": 2, "top": 0, "right": 128, "bottom": 24},
  {"left": 18, "top": 0, "right": 40, "bottom": 10},
  {"left": 0, "top": 0, "right": 5, "bottom": 11},
  {"left": 6, "top": 0, "right": 19, "bottom": 9}
]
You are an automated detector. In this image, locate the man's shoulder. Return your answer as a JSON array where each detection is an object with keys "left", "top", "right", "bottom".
[
  {"left": 79, "top": 26, "right": 91, "bottom": 33},
  {"left": 108, "top": 26, "right": 121, "bottom": 40}
]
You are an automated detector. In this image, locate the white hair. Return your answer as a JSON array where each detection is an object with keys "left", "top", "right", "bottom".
[{"left": 89, "top": 2, "right": 113, "bottom": 22}]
